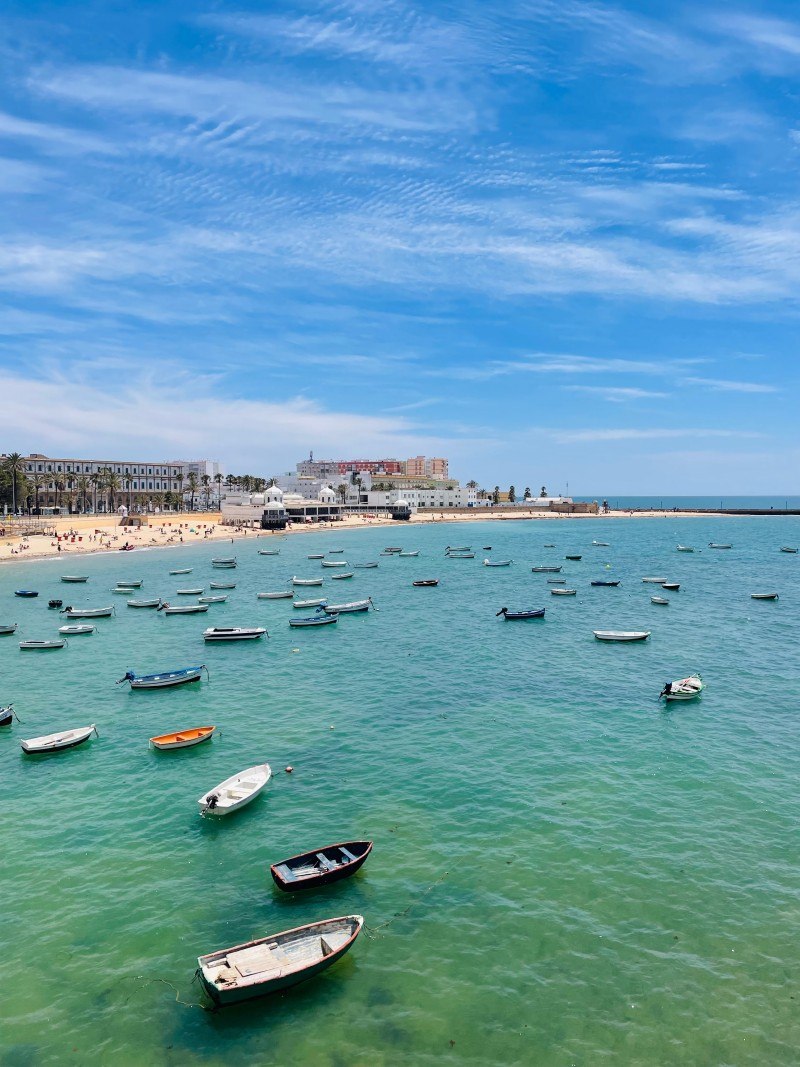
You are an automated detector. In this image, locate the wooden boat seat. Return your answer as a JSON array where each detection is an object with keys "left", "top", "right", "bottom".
[
  {"left": 230, "top": 945, "right": 282, "bottom": 979},
  {"left": 315, "top": 852, "right": 338, "bottom": 871},
  {"left": 320, "top": 937, "right": 334, "bottom": 957},
  {"left": 226, "top": 787, "right": 250, "bottom": 800},
  {"left": 274, "top": 863, "right": 296, "bottom": 881},
  {"left": 339, "top": 846, "right": 358, "bottom": 862}
]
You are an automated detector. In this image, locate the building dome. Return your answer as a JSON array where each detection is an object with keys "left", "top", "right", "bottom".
[
  {"left": 264, "top": 499, "right": 284, "bottom": 511},
  {"left": 265, "top": 484, "right": 284, "bottom": 502},
  {"left": 318, "top": 486, "right": 336, "bottom": 502},
  {"left": 395, "top": 499, "right": 409, "bottom": 508}
]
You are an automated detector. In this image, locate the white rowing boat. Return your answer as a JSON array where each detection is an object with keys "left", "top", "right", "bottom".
[
  {"left": 198, "top": 763, "right": 271, "bottom": 815},
  {"left": 21, "top": 724, "right": 96, "bottom": 752},
  {"left": 61, "top": 575, "right": 89, "bottom": 583},
  {"left": 170, "top": 568, "right": 192, "bottom": 575},
  {"left": 258, "top": 591, "right": 293, "bottom": 599},
  {"left": 292, "top": 577, "right": 324, "bottom": 587},
  {"left": 203, "top": 627, "right": 267, "bottom": 641},
  {"left": 321, "top": 561, "right": 348, "bottom": 568},
  {"left": 483, "top": 559, "right": 512, "bottom": 567},
  {"left": 150, "top": 725, "right": 215, "bottom": 750},
  {"left": 751, "top": 592, "right": 779, "bottom": 600},
  {"left": 62, "top": 606, "right": 114, "bottom": 618},
  {"left": 58, "top": 624, "right": 95, "bottom": 635},
  {"left": 199, "top": 595, "right": 228, "bottom": 604},
  {"left": 294, "top": 598, "right": 327, "bottom": 608},
  {"left": 177, "top": 588, "right": 204, "bottom": 595},
  {"left": 641, "top": 577, "right": 667, "bottom": 584},
  {"left": 651, "top": 596, "right": 670, "bottom": 605},
  {"left": 593, "top": 631, "right": 650, "bottom": 642},
  {"left": 211, "top": 558, "right": 237, "bottom": 568},
  {"left": 550, "top": 588, "right": 576, "bottom": 596},
  {"left": 660, "top": 674, "right": 704, "bottom": 702},
  {"left": 20, "top": 639, "right": 67, "bottom": 650},
  {"left": 127, "top": 598, "right": 162, "bottom": 608},
  {"left": 0, "top": 623, "right": 18, "bottom": 634},
  {"left": 159, "top": 604, "right": 209, "bottom": 615},
  {"left": 209, "top": 582, "right": 236, "bottom": 590},
  {"left": 322, "top": 599, "right": 372, "bottom": 614}
]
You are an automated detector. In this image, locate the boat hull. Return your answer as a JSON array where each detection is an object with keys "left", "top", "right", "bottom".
[
  {"left": 198, "top": 915, "right": 363, "bottom": 1006},
  {"left": 21, "top": 725, "right": 96, "bottom": 753},
  {"left": 151, "top": 726, "right": 215, "bottom": 749},
  {"left": 271, "top": 841, "right": 373, "bottom": 892}
]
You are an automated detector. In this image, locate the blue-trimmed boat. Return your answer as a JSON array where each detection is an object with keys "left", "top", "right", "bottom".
[
  {"left": 14, "top": 590, "right": 38, "bottom": 598},
  {"left": 117, "top": 665, "right": 208, "bottom": 690},
  {"left": 591, "top": 580, "right": 620, "bottom": 587},
  {"left": 289, "top": 612, "right": 338, "bottom": 627},
  {"left": 496, "top": 607, "right": 545, "bottom": 620}
]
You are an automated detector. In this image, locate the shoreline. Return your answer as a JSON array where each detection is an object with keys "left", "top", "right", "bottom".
[{"left": 0, "top": 506, "right": 787, "bottom": 568}]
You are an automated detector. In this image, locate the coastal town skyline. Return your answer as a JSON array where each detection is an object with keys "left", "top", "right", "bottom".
[{"left": 2, "top": 1, "right": 798, "bottom": 492}]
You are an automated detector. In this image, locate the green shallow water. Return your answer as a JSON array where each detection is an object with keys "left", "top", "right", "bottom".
[{"left": 2, "top": 518, "right": 800, "bottom": 1066}]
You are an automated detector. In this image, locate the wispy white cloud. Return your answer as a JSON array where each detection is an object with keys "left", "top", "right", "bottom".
[
  {"left": 683, "top": 376, "right": 778, "bottom": 393},
  {"left": 565, "top": 385, "right": 669, "bottom": 402},
  {"left": 553, "top": 427, "right": 763, "bottom": 444},
  {"left": 0, "top": 366, "right": 471, "bottom": 468}
]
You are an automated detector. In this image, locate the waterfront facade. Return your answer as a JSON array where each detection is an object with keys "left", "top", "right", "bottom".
[{"left": 14, "top": 453, "right": 222, "bottom": 513}]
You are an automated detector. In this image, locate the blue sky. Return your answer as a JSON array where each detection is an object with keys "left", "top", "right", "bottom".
[{"left": 1, "top": 0, "right": 799, "bottom": 491}]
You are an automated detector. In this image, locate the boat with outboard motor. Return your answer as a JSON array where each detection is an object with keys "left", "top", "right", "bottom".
[
  {"left": 62, "top": 606, "right": 114, "bottom": 618},
  {"left": 496, "top": 607, "right": 545, "bottom": 619},
  {"left": 659, "top": 674, "right": 704, "bottom": 701},
  {"left": 198, "top": 763, "right": 271, "bottom": 816},
  {"left": 118, "top": 665, "right": 208, "bottom": 689}
]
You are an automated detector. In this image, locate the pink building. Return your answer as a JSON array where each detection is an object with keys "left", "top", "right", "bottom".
[{"left": 404, "top": 456, "right": 449, "bottom": 478}]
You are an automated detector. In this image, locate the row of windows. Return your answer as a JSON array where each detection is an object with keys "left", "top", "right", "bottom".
[
  {"left": 25, "top": 463, "right": 182, "bottom": 476},
  {"left": 36, "top": 482, "right": 181, "bottom": 492}
]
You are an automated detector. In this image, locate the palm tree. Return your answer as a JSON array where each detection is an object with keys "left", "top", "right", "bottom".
[
  {"left": 5, "top": 453, "right": 24, "bottom": 513},
  {"left": 105, "top": 471, "right": 121, "bottom": 513},
  {"left": 540, "top": 486, "right": 547, "bottom": 498},
  {"left": 214, "top": 472, "right": 223, "bottom": 508},
  {"left": 201, "top": 474, "right": 211, "bottom": 508},
  {"left": 466, "top": 479, "right": 478, "bottom": 490},
  {"left": 54, "top": 477, "right": 65, "bottom": 511},
  {"left": 175, "top": 470, "right": 185, "bottom": 511},
  {"left": 187, "top": 472, "right": 199, "bottom": 511},
  {"left": 336, "top": 483, "right": 348, "bottom": 504},
  {"left": 89, "top": 473, "right": 100, "bottom": 514},
  {"left": 493, "top": 486, "right": 500, "bottom": 505},
  {"left": 164, "top": 490, "right": 175, "bottom": 512},
  {"left": 524, "top": 487, "right": 531, "bottom": 500},
  {"left": 152, "top": 492, "right": 165, "bottom": 513},
  {"left": 508, "top": 485, "right": 516, "bottom": 503},
  {"left": 30, "top": 472, "right": 45, "bottom": 515},
  {"left": 76, "top": 475, "right": 89, "bottom": 514}
]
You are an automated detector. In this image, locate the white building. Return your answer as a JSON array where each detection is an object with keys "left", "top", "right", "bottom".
[{"left": 365, "top": 486, "right": 477, "bottom": 510}]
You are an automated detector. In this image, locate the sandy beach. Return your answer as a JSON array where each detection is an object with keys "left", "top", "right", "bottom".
[{"left": 0, "top": 507, "right": 720, "bottom": 566}]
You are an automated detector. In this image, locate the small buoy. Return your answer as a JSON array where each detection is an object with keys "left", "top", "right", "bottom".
[
  {"left": 330, "top": 725, "right": 335, "bottom": 730},
  {"left": 291, "top": 648, "right": 300, "bottom": 653},
  {"left": 285, "top": 765, "right": 293, "bottom": 773}
]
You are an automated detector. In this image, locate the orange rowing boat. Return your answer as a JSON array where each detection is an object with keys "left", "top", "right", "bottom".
[{"left": 150, "top": 725, "right": 216, "bottom": 750}]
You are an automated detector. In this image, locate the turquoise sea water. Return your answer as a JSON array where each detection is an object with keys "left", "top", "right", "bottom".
[{"left": 3, "top": 517, "right": 800, "bottom": 1066}]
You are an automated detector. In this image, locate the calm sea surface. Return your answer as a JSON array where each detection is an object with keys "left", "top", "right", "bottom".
[{"left": 3, "top": 517, "right": 800, "bottom": 1066}]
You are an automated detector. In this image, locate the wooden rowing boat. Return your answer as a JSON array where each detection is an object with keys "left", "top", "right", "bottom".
[
  {"left": 271, "top": 840, "right": 373, "bottom": 892},
  {"left": 150, "top": 725, "right": 215, "bottom": 750},
  {"left": 119, "top": 665, "right": 206, "bottom": 689},
  {"left": 197, "top": 915, "right": 364, "bottom": 1005},
  {"left": 21, "top": 724, "right": 96, "bottom": 753}
]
